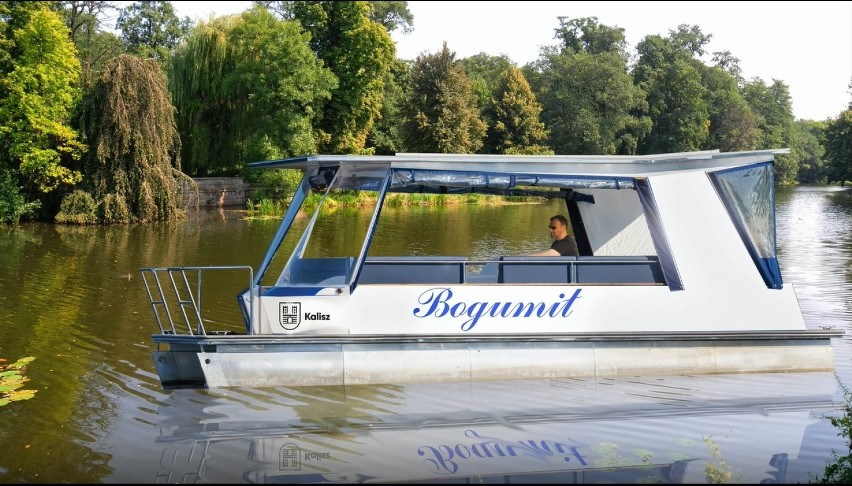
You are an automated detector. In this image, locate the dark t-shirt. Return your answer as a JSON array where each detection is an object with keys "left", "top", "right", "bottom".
[{"left": 551, "top": 236, "right": 579, "bottom": 256}]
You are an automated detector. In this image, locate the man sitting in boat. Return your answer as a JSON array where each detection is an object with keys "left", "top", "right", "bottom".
[{"left": 529, "top": 215, "right": 579, "bottom": 257}]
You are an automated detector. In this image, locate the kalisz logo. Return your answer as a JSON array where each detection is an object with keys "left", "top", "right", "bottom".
[
  {"left": 279, "top": 443, "right": 301, "bottom": 471},
  {"left": 279, "top": 302, "right": 301, "bottom": 330}
]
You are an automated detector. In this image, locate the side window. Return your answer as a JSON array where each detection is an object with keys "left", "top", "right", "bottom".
[{"left": 709, "top": 162, "right": 782, "bottom": 289}]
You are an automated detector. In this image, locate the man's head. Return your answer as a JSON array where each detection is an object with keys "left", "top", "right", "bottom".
[{"left": 549, "top": 215, "right": 569, "bottom": 240}]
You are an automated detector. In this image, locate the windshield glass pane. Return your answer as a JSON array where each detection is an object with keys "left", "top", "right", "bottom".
[{"left": 277, "top": 163, "right": 389, "bottom": 286}]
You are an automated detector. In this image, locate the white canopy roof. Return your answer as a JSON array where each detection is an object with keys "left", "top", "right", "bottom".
[{"left": 248, "top": 149, "right": 790, "bottom": 178}]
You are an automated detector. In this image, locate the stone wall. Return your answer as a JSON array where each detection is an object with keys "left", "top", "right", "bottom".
[{"left": 186, "top": 177, "right": 251, "bottom": 208}]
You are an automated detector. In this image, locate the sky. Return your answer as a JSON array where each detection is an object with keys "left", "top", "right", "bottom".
[{"left": 170, "top": 1, "right": 852, "bottom": 121}]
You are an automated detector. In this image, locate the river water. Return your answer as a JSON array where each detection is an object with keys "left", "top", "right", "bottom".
[{"left": 0, "top": 185, "right": 850, "bottom": 483}]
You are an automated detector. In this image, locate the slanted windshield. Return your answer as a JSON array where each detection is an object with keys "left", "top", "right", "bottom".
[
  {"left": 709, "top": 162, "right": 782, "bottom": 289},
  {"left": 277, "top": 163, "right": 390, "bottom": 287}
]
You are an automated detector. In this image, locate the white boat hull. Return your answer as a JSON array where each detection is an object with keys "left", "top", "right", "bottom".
[{"left": 152, "top": 331, "right": 837, "bottom": 388}]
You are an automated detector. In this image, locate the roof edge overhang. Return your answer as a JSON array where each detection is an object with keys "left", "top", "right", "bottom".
[{"left": 247, "top": 149, "right": 790, "bottom": 178}]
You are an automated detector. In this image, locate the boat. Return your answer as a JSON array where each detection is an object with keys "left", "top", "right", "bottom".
[{"left": 141, "top": 149, "right": 843, "bottom": 389}]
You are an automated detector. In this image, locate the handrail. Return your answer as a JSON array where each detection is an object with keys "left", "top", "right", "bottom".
[{"left": 140, "top": 266, "right": 255, "bottom": 335}]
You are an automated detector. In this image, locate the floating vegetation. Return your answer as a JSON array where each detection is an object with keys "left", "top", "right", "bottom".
[{"left": 0, "top": 356, "right": 37, "bottom": 407}]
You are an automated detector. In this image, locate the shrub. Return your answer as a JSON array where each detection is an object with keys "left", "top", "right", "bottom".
[
  {"left": 55, "top": 190, "right": 98, "bottom": 224},
  {"left": 100, "top": 193, "right": 131, "bottom": 223},
  {"left": 0, "top": 170, "right": 41, "bottom": 224}
]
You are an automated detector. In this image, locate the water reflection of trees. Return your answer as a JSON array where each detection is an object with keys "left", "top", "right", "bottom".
[{"left": 0, "top": 211, "right": 271, "bottom": 481}]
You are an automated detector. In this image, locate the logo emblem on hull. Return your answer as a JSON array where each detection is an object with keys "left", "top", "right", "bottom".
[
  {"left": 279, "top": 302, "right": 301, "bottom": 330},
  {"left": 279, "top": 443, "right": 301, "bottom": 470}
]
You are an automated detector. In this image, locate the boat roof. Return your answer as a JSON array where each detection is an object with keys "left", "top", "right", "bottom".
[{"left": 248, "top": 149, "right": 790, "bottom": 178}]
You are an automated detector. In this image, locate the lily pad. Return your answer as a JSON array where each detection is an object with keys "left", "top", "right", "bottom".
[{"left": 0, "top": 356, "right": 37, "bottom": 406}]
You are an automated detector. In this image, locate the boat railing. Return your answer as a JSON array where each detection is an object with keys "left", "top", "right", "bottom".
[{"left": 140, "top": 266, "right": 255, "bottom": 336}]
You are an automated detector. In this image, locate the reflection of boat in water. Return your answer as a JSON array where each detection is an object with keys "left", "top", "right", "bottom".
[
  {"left": 152, "top": 373, "right": 843, "bottom": 483},
  {"left": 141, "top": 149, "right": 843, "bottom": 388}
]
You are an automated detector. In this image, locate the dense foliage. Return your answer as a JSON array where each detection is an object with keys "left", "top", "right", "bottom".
[
  {"left": 116, "top": 0, "right": 189, "bottom": 63},
  {"left": 65, "top": 54, "right": 192, "bottom": 223},
  {"left": 529, "top": 17, "right": 650, "bottom": 155},
  {"left": 402, "top": 42, "right": 486, "bottom": 153},
  {"left": 0, "top": 1, "right": 849, "bottom": 224},
  {"left": 169, "top": 7, "right": 335, "bottom": 175},
  {"left": 292, "top": 1, "right": 396, "bottom": 154},
  {"left": 486, "top": 66, "right": 551, "bottom": 155},
  {"left": 814, "top": 383, "right": 852, "bottom": 483},
  {"left": 824, "top": 110, "right": 852, "bottom": 186},
  {"left": 0, "top": 2, "right": 84, "bottom": 223}
]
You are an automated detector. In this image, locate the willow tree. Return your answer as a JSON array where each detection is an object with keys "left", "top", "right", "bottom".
[
  {"left": 169, "top": 7, "right": 335, "bottom": 174},
  {"left": 61, "top": 54, "right": 193, "bottom": 223},
  {"left": 168, "top": 15, "right": 239, "bottom": 176}
]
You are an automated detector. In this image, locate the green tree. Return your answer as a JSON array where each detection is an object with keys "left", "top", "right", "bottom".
[
  {"left": 229, "top": 7, "right": 336, "bottom": 160},
  {"left": 292, "top": 1, "right": 396, "bottom": 154},
  {"left": 366, "top": 0, "right": 413, "bottom": 34},
  {"left": 460, "top": 53, "right": 513, "bottom": 150},
  {"left": 486, "top": 66, "right": 550, "bottom": 154},
  {"left": 633, "top": 26, "right": 710, "bottom": 154},
  {"left": 793, "top": 119, "right": 827, "bottom": 183},
  {"left": 116, "top": 0, "right": 189, "bottom": 63},
  {"left": 529, "top": 17, "right": 649, "bottom": 155},
  {"left": 743, "top": 78, "right": 798, "bottom": 183},
  {"left": 169, "top": 7, "right": 335, "bottom": 174},
  {"left": 460, "top": 53, "right": 513, "bottom": 114},
  {"left": 554, "top": 15, "right": 629, "bottom": 59},
  {"left": 712, "top": 50, "right": 744, "bottom": 87},
  {"left": 0, "top": 2, "right": 84, "bottom": 217},
  {"left": 824, "top": 109, "right": 852, "bottom": 185},
  {"left": 701, "top": 65, "right": 760, "bottom": 152},
  {"left": 52, "top": 1, "right": 124, "bottom": 89},
  {"left": 70, "top": 54, "right": 191, "bottom": 223},
  {"left": 401, "top": 42, "right": 486, "bottom": 153},
  {"left": 169, "top": 15, "right": 239, "bottom": 176},
  {"left": 366, "top": 57, "right": 410, "bottom": 155},
  {"left": 255, "top": 1, "right": 414, "bottom": 33}
]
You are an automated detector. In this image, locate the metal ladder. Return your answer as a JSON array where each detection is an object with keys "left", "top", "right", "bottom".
[{"left": 140, "top": 266, "right": 254, "bottom": 335}]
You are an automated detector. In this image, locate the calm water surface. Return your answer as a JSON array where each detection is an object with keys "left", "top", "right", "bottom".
[{"left": 0, "top": 187, "right": 850, "bottom": 483}]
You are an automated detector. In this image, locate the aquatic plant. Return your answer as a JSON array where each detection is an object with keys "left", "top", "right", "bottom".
[
  {"left": 812, "top": 381, "right": 852, "bottom": 483},
  {"left": 0, "top": 356, "right": 37, "bottom": 407},
  {"left": 703, "top": 436, "right": 736, "bottom": 483},
  {"left": 244, "top": 198, "right": 286, "bottom": 219}
]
